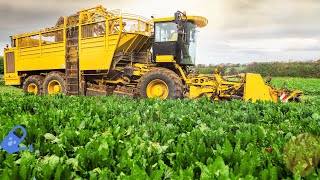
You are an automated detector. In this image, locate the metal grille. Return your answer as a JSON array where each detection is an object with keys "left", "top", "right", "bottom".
[
  {"left": 5, "top": 52, "right": 15, "bottom": 73},
  {"left": 82, "top": 23, "right": 106, "bottom": 38},
  {"left": 82, "top": 24, "right": 94, "bottom": 38}
]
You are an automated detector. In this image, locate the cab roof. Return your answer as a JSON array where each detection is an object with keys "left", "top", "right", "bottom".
[{"left": 153, "top": 16, "right": 208, "bottom": 28}]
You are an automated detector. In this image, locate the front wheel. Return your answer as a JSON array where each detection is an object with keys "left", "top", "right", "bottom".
[
  {"left": 22, "top": 75, "right": 44, "bottom": 95},
  {"left": 137, "top": 68, "right": 184, "bottom": 99},
  {"left": 43, "top": 72, "right": 67, "bottom": 95}
]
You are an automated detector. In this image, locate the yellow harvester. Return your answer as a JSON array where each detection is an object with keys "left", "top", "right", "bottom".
[{"left": 3, "top": 5, "right": 302, "bottom": 102}]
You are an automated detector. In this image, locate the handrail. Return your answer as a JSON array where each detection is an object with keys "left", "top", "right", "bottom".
[
  {"left": 12, "top": 6, "right": 153, "bottom": 39},
  {"left": 109, "top": 9, "right": 153, "bottom": 24}
]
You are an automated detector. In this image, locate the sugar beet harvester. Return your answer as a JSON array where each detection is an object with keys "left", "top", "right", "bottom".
[{"left": 3, "top": 5, "right": 302, "bottom": 103}]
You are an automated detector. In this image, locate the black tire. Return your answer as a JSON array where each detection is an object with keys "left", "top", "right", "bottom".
[
  {"left": 43, "top": 72, "right": 67, "bottom": 95},
  {"left": 22, "top": 75, "right": 44, "bottom": 95},
  {"left": 290, "top": 97, "right": 301, "bottom": 103},
  {"left": 137, "top": 68, "right": 184, "bottom": 99}
]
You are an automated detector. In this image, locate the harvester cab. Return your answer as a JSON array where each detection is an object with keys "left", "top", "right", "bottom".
[{"left": 152, "top": 12, "right": 208, "bottom": 66}]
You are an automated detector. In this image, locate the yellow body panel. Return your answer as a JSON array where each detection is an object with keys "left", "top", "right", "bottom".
[
  {"left": 17, "top": 43, "right": 65, "bottom": 71},
  {"left": 4, "top": 76, "right": 20, "bottom": 85},
  {"left": 79, "top": 36, "right": 110, "bottom": 71},
  {"left": 189, "top": 86, "right": 214, "bottom": 99},
  {"left": 156, "top": 55, "right": 175, "bottom": 63},
  {"left": 244, "top": 74, "right": 273, "bottom": 102},
  {"left": 3, "top": 50, "right": 19, "bottom": 85},
  {"left": 116, "top": 34, "right": 150, "bottom": 53}
]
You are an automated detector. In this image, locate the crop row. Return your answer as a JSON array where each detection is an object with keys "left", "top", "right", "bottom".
[{"left": 0, "top": 94, "right": 319, "bottom": 179}]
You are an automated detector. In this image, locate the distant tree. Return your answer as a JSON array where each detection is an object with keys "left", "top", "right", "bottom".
[
  {"left": 196, "top": 64, "right": 206, "bottom": 68},
  {"left": 246, "top": 61, "right": 320, "bottom": 78},
  {"left": 0, "top": 56, "right": 3, "bottom": 74},
  {"left": 229, "top": 67, "right": 238, "bottom": 75},
  {"left": 216, "top": 65, "right": 226, "bottom": 75}
]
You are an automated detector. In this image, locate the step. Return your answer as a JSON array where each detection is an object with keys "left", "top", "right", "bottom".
[
  {"left": 66, "top": 69, "right": 79, "bottom": 72},
  {"left": 66, "top": 53, "right": 79, "bottom": 56},
  {"left": 118, "top": 59, "right": 131, "bottom": 62},
  {"left": 66, "top": 73, "right": 79, "bottom": 75},
  {"left": 67, "top": 45, "right": 79, "bottom": 48},
  {"left": 66, "top": 37, "right": 79, "bottom": 40},
  {"left": 68, "top": 92, "right": 79, "bottom": 95},
  {"left": 66, "top": 58, "right": 79, "bottom": 61},
  {"left": 66, "top": 69, "right": 79, "bottom": 71},
  {"left": 66, "top": 61, "right": 79, "bottom": 64}
]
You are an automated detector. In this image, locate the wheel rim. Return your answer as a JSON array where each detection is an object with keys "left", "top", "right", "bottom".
[
  {"left": 27, "top": 83, "right": 38, "bottom": 95},
  {"left": 146, "top": 79, "right": 169, "bottom": 99},
  {"left": 48, "top": 80, "right": 62, "bottom": 94}
]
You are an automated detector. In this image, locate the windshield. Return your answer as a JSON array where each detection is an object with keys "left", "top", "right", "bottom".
[
  {"left": 155, "top": 22, "right": 178, "bottom": 42},
  {"left": 181, "top": 22, "right": 197, "bottom": 65}
]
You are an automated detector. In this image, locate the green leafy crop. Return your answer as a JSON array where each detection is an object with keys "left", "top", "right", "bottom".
[{"left": 0, "top": 78, "right": 319, "bottom": 179}]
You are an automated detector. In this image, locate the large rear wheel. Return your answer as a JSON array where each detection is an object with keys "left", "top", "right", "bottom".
[
  {"left": 22, "top": 75, "right": 44, "bottom": 95},
  {"left": 43, "top": 72, "right": 67, "bottom": 95},
  {"left": 137, "top": 68, "right": 184, "bottom": 99}
]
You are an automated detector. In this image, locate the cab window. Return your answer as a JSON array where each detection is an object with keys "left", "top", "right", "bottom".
[{"left": 155, "top": 22, "right": 178, "bottom": 42}]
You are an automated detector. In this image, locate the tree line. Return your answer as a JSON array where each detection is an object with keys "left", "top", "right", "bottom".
[
  {"left": 0, "top": 56, "right": 318, "bottom": 78},
  {"left": 195, "top": 60, "right": 320, "bottom": 78},
  {"left": 246, "top": 61, "right": 320, "bottom": 78},
  {"left": 0, "top": 56, "right": 3, "bottom": 74}
]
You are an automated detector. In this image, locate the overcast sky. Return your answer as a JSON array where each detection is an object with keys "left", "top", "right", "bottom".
[{"left": 1, "top": 0, "right": 320, "bottom": 64}]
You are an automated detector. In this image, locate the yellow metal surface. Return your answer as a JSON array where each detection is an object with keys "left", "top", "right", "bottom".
[
  {"left": 16, "top": 44, "right": 65, "bottom": 71},
  {"left": 156, "top": 55, "right": 175, "bottom": 63},
  {"left": 269, "top": 89, "right": 279, "bottom": 103},
  {"left": 3, "top": 50, "right": 20, "bottom": 85},
  {"left": 4, "top": 76, "right": 20, "bottom": 85},
  {"left": 174, "top": 63, "right": 187, "bottom": 81},
  {"left": 189, "top": 85, "right": 214, "bottom": 99},
  {"left": 27, "top": 83, "right": 38, "bottom": 94},
  {"left": 146, "top": 79, "right": 169, "bottom": 99},
  {"left": 79, "top": 36, "right": 110, "bottom": 70},
  {"left": 244, "top": 74, "right": 273, "bottom": 103},
  {"left": 153, "top": 16, "right": 208, "bottom": 28},
  {"left": 48, "top": 80, "right": 62, "bottom": 94}
]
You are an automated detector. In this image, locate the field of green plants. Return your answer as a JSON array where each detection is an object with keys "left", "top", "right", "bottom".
[{"left": 0, "top": 77, "right": 319, "bottom": 179}]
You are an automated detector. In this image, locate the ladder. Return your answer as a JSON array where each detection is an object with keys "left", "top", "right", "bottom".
[{"left": 65, "top": 27, "right": 80, "bottom": 95}]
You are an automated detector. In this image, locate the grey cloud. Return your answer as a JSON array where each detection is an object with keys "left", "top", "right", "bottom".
[
  {"left": 286, "top": 46, "right": 320, "bottom": 52},
  {"left": 220, "top": 0, "right": 320, "bottom": 39},
  {"left": 198, "top": 0, "right": 320, "bottom": 63},
  {"left": 0, "top": 0, "right": 104, "bottom": 41},
  {"left": 223, "top": 25, "right": 320, "bottom": 40},
  {"left": 1, "top": 0, "right": 320, "bottom": 63}
]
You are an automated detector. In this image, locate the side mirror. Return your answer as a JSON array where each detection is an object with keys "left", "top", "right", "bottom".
[{"left": 174, "top": 11, "right": 181, "bottom": 24}]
